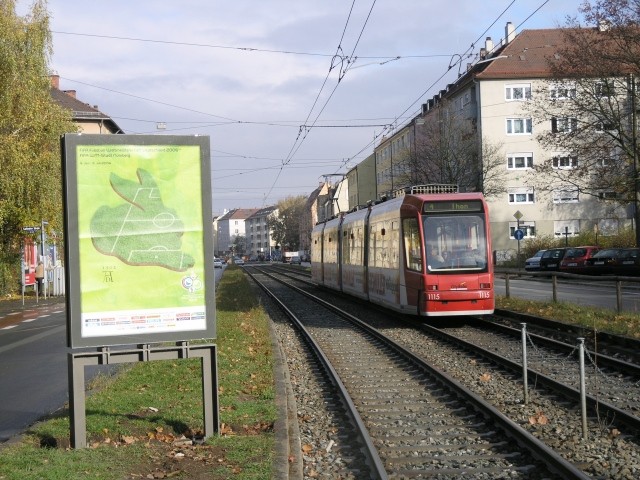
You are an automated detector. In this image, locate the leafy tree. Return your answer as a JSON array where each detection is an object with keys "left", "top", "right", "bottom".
[
  {"left": 0, "top": 0, "right": 76, "bottom": 292},
  {"left": 398, "top": 100, "right": 508, "bottom": 198},
  {"left": 266, "top": 196, "right": 306, "bottom": 252},
  {"left": 232, "top": 234, "right": 246, "bottom": 255}
]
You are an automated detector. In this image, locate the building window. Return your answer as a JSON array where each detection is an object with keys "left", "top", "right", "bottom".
[
  {"left": 505, "top": 83, "right": 531, "bottom": 101},
  {"left": 552, "top": 155, "right": 578, "bottom": 169},
  {"left": 595, "top": 80, "right": 615, "bottom": 98},
  {"left": 551, "top": 117, "right": 578, "bottom": 133},
  {"left": 506, "top": 118, "right": 532, "bottom": 135},
  {"left": 595, "top": 120, "right": 616, "bottom": 132},
  {"left": 597, "top": 218, "right": 619, "bottom": 235},
  {"left": 554, "top": 220, "right": 580, "bottom": 237},
  {"left": 598, "top": 191, "right": 619, "bottom": 201},
  {"left": 509, "top": 221, "right": 536, "bottom": 238},
  {"left": 508, "top": 187, "right": 535, "bottom": 204},
  {"left": 549, "top": 83, "right": 576, "bottom": 100},
  {"left": 553, "top": 188, "right": 579, "bottom": 203},
  {"left": 507, "top": 152, "right": 533, "bottom": 169}
]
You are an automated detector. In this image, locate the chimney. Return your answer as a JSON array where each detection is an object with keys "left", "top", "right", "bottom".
[
  {"left": 50, "top": 74, "right": 60, "bottom": 89},
  {"left": 63, "top": 90, "right": 76, "bottom": 99},
  {"left": 505, "top": 22, "right": 516, "bottom": 44},
  {"left": 485, "top": 37, "right": 494, "bottom": 55}
]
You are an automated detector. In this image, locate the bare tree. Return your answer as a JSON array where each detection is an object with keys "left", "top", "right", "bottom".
[
  {"left": 398, "top": 101, "right": 507, "bottom": 199},
  {"left": 526, "top": 0, "right": 640, "bottom": 240},
  {"left": 523, "top": 0, "right": 640, "bottom": 242}
]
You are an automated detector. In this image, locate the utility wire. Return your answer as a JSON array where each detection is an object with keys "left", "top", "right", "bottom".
[{"left": 51, "top": 30, "right": 445, "bottom": 60}]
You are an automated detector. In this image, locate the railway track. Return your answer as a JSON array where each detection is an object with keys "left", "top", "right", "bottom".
[{"left": 247, "top": 265, "right": 588, "bottom": 479}]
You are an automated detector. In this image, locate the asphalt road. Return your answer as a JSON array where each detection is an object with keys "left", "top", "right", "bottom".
[{"left": 0, "top": 301, "right": 74, "bottom": 442}]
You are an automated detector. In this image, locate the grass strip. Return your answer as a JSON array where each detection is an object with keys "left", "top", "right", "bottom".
[
  {"left": 0, "top": 265, "right": 275, "bottom": 480},
  {"left": 497, "top": 295, "right": 640, "bottom": 339}
]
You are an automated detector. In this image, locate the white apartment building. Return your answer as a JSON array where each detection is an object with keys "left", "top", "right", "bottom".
[
  {"left": 216, "top": 208, "right": 259, "bottom": 256},
  {"left": 474, "top": 25, "right": 631, "bottom": 253}
]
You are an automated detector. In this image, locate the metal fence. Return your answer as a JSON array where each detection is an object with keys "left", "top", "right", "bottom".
[{"left": 495, "top": 267, "right": 640, "bottom": 313}]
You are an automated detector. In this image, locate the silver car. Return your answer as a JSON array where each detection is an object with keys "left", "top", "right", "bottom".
[{"left": 524, "top": 249, "right": 546, "bottom": 271}]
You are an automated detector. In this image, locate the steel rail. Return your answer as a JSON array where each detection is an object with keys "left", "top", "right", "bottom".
[{"left": 246, "top": 268, "right": 388, "bottom": 480}]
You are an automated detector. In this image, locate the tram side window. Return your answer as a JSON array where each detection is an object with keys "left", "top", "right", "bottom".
[
  {"left": 370, "top": 222, "right": 386, "bottom": 268},
  {"left": 403, "top": 218, "right": 422, "bottom": 271},
  {"left": 342, "top": 230, "right": 351, "bottom": 265},
  {"left": 389, "top": 221, "right": 399, "bottom": 269},
  {"left": 353, "top": 228, "right": 363, "bottom": 266}
]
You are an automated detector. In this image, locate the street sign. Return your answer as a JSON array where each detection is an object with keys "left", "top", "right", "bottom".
[
  {"left": 513, "top": 210, "right": 523, "bottom": 221},
  {"left": 514, "top": 229, "right": 525, "bottom": 240}
]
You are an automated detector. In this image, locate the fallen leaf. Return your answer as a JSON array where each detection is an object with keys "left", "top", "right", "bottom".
[
  {"left": 479, "top": 373, "right": 491, "bottom": 382},
  {"left": 301, "top": 444, "right": 313, "bottom": 454}
]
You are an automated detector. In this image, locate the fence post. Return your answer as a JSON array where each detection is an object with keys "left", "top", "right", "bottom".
[
  {"left": 521, "top": 323, "right": 528, "bottom": 405},
  {"left": 578, "top": 338, "right": 588, "bottom": 440},
  {"left": 552, "top": 275, "right": 558, "bottom": 303},
  {"left": 616, "top": 281, "right": 623, "bottom": 313}
]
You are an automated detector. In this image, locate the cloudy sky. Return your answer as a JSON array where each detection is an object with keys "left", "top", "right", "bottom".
[{"left": 22, "top": 0, "right": 584, "bottom": 215}]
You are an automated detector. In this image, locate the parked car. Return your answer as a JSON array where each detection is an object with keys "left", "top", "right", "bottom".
[
  {"left": 611, "top": 248, "right": 640, "bottom": 276},
  {"left": 213, "top": 258, "right": 223, "bottom": 268},
  {"left": 290, "top": 256, "right": 301, "bottom": 265},
  {"left": 524, "top": 249, "right": 546, "bottom": 271},
  {"left": 233, "top": 256, "right": 245, "bottom": 266},
  {"left": 539, "top": 248, "right": 567, "bottom": 271},
  {"left": 584, "top": 248, "right": 626, "bottom": 275},
  {"left": 559, "top": 246, "right": 600, "bottom": 274}
]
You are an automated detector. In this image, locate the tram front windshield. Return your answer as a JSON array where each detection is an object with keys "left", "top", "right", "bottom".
[{"left": 424, "top": 214, "right": 488, "bottom": 272}]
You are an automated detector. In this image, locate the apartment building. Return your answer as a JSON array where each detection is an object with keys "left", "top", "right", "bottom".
[
  {"left": 343, "top": 22, "right": 635, "bottom": 257},
  {"left": 245, "top": 206, "right": 278, "bottom": 258},
  {"left": 216, "top": 208, "right": 259, "bottom": 256}
]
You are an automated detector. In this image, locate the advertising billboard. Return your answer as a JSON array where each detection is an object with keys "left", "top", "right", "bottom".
[{"left": 62, "top": 134, "right": 215, "bottom": 347}]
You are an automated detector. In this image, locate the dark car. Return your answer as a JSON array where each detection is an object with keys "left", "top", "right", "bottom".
[
  {"left": 290, "top": 256, "right": 301, "bottom": 265},
  {"left": 584, "top": 248, "right": 626, "bottom": 275},
  {"left": 559, "top": 246, "right": 600, "bottom": 274},
  {"left": 539, "top": 248, "right": 567, "bottom": 271},
  {"left": 524, "top": 249, "right": 546, "bottom": 271},
  {"left": 611, "top": 248, "right": 640, "bottom": 276}
]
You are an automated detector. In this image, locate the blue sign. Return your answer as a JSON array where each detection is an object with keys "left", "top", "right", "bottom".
[{"left": 514, "top": 229, "right": 524, "bottom": 240}]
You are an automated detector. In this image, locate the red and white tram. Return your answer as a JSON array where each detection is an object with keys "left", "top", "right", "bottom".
[{"left": 311, "top": 185, "right": 494, "bottom": 317}]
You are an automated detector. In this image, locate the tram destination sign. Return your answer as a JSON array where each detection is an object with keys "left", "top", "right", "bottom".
[
  {"left": 61, "top": 134, "right": 216, "bottom": 348},
  {"left": 423, "top": 200, "right": 483, "bottom": 213}
]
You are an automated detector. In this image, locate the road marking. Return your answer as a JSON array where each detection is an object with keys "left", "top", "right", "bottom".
[{"left": 1, "top": 325, "right": 17, "bottom": 330}]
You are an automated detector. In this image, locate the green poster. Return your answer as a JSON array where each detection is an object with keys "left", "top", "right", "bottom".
[{"left": 75, "top": 143, "right": 207, "bottom": 338}]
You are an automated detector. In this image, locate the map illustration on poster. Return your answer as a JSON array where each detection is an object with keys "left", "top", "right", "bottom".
[{"left": 62, "top": 135, "right": 216, "bottom": 348}]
